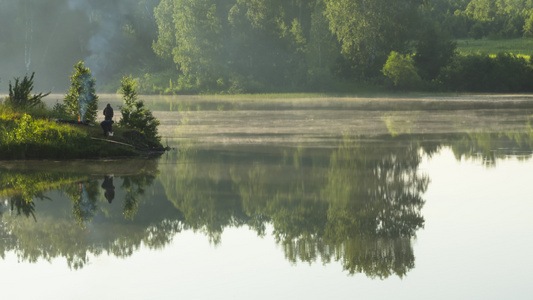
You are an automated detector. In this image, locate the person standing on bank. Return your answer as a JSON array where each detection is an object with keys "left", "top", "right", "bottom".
[
  {"left": 104, "top": 103, "right": 114, "bottom": 121},
  {"left": 101, "top": 103, "right": 114, "bottom": 136}
]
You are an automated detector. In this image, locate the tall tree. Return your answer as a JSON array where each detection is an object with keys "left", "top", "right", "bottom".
[
  {"left": 64, "top": 61, "right": 99, "bottom": 123},
  {"left": 227, "top": 0, "right": 314, "bottom": 90},
  {"left": 154, "top": 0, "right": 229, "bottom": 92},
  {"left": 118, "top": 75, "right": 161, "bottom": 142},
  {"left": 324, "top": 0, "right": 423, "bottom": 77},
  {"left": 153, "top": 0, "right": 317, "bottom": 92},
  {"left": 307, "top": 0, "right": 340, "bottom": 90}
]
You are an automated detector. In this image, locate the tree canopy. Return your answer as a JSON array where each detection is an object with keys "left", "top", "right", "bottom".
[{"left": 1, "top": 0, "right": 533, "bottom": 94}]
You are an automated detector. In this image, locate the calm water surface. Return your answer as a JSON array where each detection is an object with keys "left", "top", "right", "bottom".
[{"left": 1, "top": 95, "right": 533, "bottom": 299}]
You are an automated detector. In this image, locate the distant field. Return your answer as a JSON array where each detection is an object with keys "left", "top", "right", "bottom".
[{"left": 456, "top": 38, "right": 533, "bottom": 59}]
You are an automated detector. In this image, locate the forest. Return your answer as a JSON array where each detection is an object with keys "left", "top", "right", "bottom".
[{"left": 2, "top": 0, "right": 533, "bottom": 94}]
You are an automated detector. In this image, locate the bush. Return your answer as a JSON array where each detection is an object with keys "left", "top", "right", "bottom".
[
  {"left": 0, "top": 113, "right": 91, "bottom": 159},
  {"left": 437, "top": 53, "right": 533, "bottom": 92},
  {"left": 5, "top": 72, "right": 50, "bottom": 108},
  {"left": 382, "top": 51, "right": 422, "bottom": 90},
  {"left": 118, "top": 75, "right": 161, "bottom": 144}
]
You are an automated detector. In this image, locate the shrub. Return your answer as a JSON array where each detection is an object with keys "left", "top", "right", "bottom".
[
  {"left": 382, "top": 51, "right": 422, "bottom": 90},
  {"left": 437, "top": 53, "right": 533, "bottom": 92},
  {"left": 118, "top": 75, "right": 161, "bottom": 143},
  {"left": 0, "top": 113, "right": 91, "bottom": 159},
  {"left": 5, "top": 72, "right": 50, "bottom": 108}
]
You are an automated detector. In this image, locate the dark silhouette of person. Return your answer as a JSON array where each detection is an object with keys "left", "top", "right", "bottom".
[
  {"left": 104, "top": 103, "right": 114, "bottom": 121},
  {"left": 101, "top": 104, "right": 114, "bottom": 136},
  {"left": 101, "top": 175, "right": 115, "bottom": 203}
]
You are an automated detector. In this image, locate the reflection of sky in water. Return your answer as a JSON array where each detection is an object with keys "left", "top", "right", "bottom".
[{"left": 1, "top": 148, "right": 532, "bottom": 300}]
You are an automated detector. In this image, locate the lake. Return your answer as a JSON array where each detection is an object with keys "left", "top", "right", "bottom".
[{"left": 1, "top": 94, "right": 533, "bottom": 299}]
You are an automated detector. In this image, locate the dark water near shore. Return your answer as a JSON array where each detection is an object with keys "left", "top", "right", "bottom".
[{"left": 1, "top": 95, "right": 533, "bottom": 299}]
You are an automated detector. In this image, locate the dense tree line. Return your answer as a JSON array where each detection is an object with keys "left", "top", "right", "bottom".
[
  {"left": 2, "top": 0, "right": 533, "bottom": 94},
  {"left": 151, "top": 0, "right": 427, "bottom": 93},
  {"left": 428, "top": 0, "right": 533, "bottom": 39},
  {"left": 151, "top": 0, "right": 533, "bottom": 93}
]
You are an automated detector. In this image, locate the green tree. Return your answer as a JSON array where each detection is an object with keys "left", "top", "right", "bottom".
[
  {"left": 414, "top": 23, "right": 457, "bottom": 80},
  {"left": 153, "top": 0, "right": 228, "bottom": 92},
  {"left": 382, "top": 51, "right": 422, "bottom": 90},
  {"left": 324, "top": 0, "right": 423, "bottom": 77},
  {"left": 153, "top": 0, "right": 317, "bottom": 92},
  {"left": 118, "top": 75, "right": 161, "bottom": 143},
  {"left": 63, "top": 61, "right": 99, "bottom": 123},
  {"left": 152, "top": 0, "right": 176, "bottom": 60},
  {"left": 307, "top": 0, "right": 341, "bottom": 90},
  {"left": 465, "top": 0, "right": 498, "bottom": 21},
  {"left": 5, "top": 72, "right": 50, "bottom": 108},
  {"left": 523, "top": 10, "right": 533, "bottom": 37}
]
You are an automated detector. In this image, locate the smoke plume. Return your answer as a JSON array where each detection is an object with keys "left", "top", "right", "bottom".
[{"left": 67, "top": 0, "right": 133, "bottom": 85}]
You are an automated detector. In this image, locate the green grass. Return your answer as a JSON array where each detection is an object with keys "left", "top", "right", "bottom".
[
  {"left": 0, "top": 104, "right": 163, "bottom": 159},
  {"left": 456, "top": 38, "right": 533, "bottom": 60}
]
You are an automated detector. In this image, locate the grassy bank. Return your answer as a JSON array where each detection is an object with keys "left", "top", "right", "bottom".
[{"left": 0, "top": 105, "right": 164, "bottom": 160}]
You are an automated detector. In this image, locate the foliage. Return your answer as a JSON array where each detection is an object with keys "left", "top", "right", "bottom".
[
  {"left": 49, "top": 101, "right": 72, "bottom": 120},
  {"left": 0, "top": 103, "right": 142, "bottom": 159},
  {"left": 5, "top": 0, "right": 533, "bottom": 96},
  {"left": 118, "top": 75, "right": 161, "bottom": 143},
  {"left": 524, "top": 10, "right": 533, "bottom": 37},
  {"left": 382, "top": 52, "right": 422, "bottom": 90},
  {"left": 324, "top": 0, "right": 423, "bottom": 77},
  {"left": 437, "top": 52, "right": 533, "bottom": 92},
  {"left": 414, "top": 24, "right": 458, "bottom": 80},
  {"left": 64, "top": 61, "right": 99, "bottom": 123},
  {"left": 153, "top": 0, "right": 335, "bottom": 93},
  {"left": 0, "top": 112, "right": 92, "bottom": 159},
  {"left": 5, "top": 72, "right": 50, "bottom": 108},
  {"left": 428, "top": 0, "right": 533, "bottom": 39}
]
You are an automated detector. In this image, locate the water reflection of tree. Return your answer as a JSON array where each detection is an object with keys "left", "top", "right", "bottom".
[
  {"left": 175, "top": 129, "right": 530, "bottom": 277},
  {"left": 319, "top": 137, "right": 427, "bottom": 278},
  {"left": 0, "top": 159, "right": 180, "bottom": 269},
  {"left": 2, "top": 130, "right": 533, "bottom": 273},
  {"left": 449, "top": 131, "right": 533, "bottom": 166},
  {"left": 160, "top": 136, "right": 428, "bottom": 278},
  {"left": 65, "top": 181, "right": 100, "bottom": 226},
  {"left": 0, "top": 171, "right": 84, "bottom": 221},
  {"left": 160, "top": 144, "right": 248, "bottom": 244},
  {"left": 230, "top": 137, "right": 428, "bottom": 278}
]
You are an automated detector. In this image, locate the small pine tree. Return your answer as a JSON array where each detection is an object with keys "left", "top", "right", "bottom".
[
  {"left": 118, "top": 75, "right": 161, "bottom": 142},
  {"left": 6, "top": 72, "right": 50, "bottom": 108},
  {"left": 64, "top": 61, "right": 99, "bottom": 122}
]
